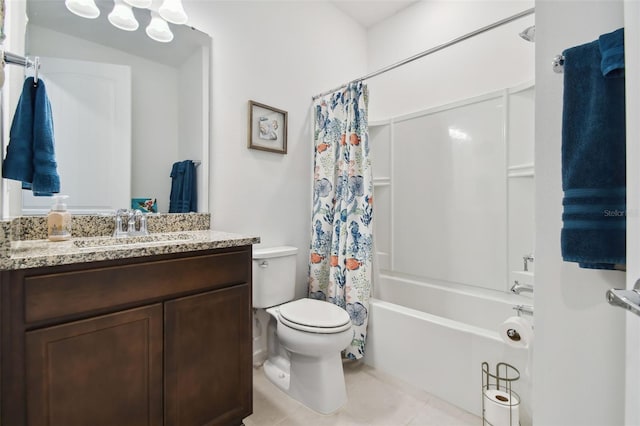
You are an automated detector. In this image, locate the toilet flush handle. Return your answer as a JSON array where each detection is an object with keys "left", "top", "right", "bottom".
[{"left": 259, "top": 260, "right": 269, "bottom": 268}]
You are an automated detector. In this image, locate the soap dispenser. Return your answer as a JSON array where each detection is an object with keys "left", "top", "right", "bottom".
[{"left": 48, "top": 195, "right": 71, "bottom": 242}]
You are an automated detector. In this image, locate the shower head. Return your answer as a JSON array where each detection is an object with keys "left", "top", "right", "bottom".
[{"left": 519, "top": 25, "right": 535, "bottom": 42}]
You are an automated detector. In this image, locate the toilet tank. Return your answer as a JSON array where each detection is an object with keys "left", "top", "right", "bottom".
[{"left": 252, "top": 246, "right": 298, "bottom": 308}]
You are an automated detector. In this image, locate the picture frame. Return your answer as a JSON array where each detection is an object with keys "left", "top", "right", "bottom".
[{"left": 248, "top": 100, "right": 288, "bottom": 154}]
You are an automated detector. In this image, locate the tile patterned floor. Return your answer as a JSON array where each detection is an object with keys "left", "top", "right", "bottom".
[{"left": 244, "top": 360, "right": 481, "bottom": 426}]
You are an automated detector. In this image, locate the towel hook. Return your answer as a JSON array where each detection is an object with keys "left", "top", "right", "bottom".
[{"left": 32, "top": 56, "right": 40, "bottom": 86}]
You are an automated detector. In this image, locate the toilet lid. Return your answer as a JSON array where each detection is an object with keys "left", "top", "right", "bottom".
[{"left": 278, "top": 299, "right": 352, "bottom": 334}]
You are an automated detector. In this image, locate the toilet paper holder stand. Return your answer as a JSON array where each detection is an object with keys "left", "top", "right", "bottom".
[{"left": 481, "top": 362, "right": 521, "bottom": 426}]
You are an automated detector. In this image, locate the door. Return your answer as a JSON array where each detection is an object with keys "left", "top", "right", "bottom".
[
  {"left": 21, "top": 57, "right": 131, "bottom": 214},
  {"left": 605, "top": 4, "right": 639, "bottom": 423},
  {"left": 164, "top": 284, "right": 252, "bottom": 426},
  {"left": 624, "top": 2, "right": 640, "bottom": 424},
  {"left": 25, "top": 304, "right": 163, "bottom": 426}
]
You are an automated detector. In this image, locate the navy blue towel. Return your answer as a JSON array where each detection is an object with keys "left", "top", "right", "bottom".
[
  {"left": 169, "top": 160, "right": 197, "bottom": 213},
  {"left": 561, "top": 28, "right": 626, "bottom": 269},
  {"left": 2, "top": 77, "right": 60, "bottom": 196}
]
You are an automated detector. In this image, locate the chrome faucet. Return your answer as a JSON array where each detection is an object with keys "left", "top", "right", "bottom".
[
  {"left": 114, "top": 208, "right": 130, "bottom": 237},
  {"left": 113, "top": 209, "right": 149, "bottom": 237},
  {"left": 510, "top": 281, "right": 534, "bottom": 294},
  {"left": 523, "top": 254, "right": 535, "bottom": 271},
  {"left": 139, "top": 213, "right": 148, "bottom": 235},
  {"left": 129, "top": 209, "right": 148, "bottom": 236}
]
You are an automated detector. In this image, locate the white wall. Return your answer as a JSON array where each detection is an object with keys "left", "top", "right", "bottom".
[
  {"left": 534, "top": 1, "right": 626, "bottom": 425},
  {"left": 185, "top": 1, "right": 368, "bottom": 296},
  {"left": 367, "top": 0, "right": 534, "bottom": 120},
  {"left": 390, "top": 95, "right": 508, "bottom": 292}
]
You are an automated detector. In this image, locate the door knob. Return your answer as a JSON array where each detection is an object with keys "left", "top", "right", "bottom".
[{"left": 606, "top": 279, "right": 640, "bottom": 317}]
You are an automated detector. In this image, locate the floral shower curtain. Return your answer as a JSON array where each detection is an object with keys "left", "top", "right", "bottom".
[{"left": 309, "top": 82, "right": 373, "bottom": 360}]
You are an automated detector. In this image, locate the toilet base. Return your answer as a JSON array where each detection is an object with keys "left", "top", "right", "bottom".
[
  {"left": 288, "top": 351, "right": 347, "bottom": 414},
  {"left": 263, "top": 356, "right": 290, "bottom": 393},
  {"left": 263, "top": 351, "right": 347, "bottom": 415}
]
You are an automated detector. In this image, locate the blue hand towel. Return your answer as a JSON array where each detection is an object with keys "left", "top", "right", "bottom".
[
  {"left": 30, "top": 78, "right": 60, "bottom": 195},
  {"left": 561, "top": 28, "right": 626, "bottom": 270},
  {"left": 3, "top": 78, "right": 36, "bottom": 184},
  {"left": 169, "top": 160, "right": 197, "bottom": 213},
  {"left": 2, "top": 77, "right": 60, "bottom": 196}
]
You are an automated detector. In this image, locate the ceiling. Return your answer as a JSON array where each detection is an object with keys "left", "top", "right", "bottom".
[
  {"left": 26, "top": 0, "right": 416, "bottom": 66},
  {"left": 330, "top": 1, "right": 419, "bottom": 28}
]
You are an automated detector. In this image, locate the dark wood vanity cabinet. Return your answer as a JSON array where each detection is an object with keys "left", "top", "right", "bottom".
[
  {"left": 0, "top": 245, "right": 253, "bottom": 426},
  {"left": 165, "top": 285, "right": 252, "bottom": 425},
  {"left": 26, "top": 304, "right": 164, "bottom": 426}
]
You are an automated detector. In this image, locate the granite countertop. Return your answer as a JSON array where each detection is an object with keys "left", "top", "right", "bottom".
[{"left": 3, "top": 230, "right": 260, "bottom": 270}]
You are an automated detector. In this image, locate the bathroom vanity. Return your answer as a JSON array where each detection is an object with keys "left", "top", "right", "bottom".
[{"left": 0, "top": 218, "right": 258, "bottom": 426}]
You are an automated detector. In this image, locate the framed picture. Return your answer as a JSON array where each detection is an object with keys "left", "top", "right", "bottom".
[{"left": 248, "top": 100, "right": 288, "bottom": 154}]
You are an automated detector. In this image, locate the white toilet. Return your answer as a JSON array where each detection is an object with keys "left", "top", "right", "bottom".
[{"left": 253, "top": 246, "right": 353, "bottom": 414}]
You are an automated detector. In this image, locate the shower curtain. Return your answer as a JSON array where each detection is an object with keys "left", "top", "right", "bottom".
[{"left": 309, "top": 82, "right": 373, "bottom": 360}]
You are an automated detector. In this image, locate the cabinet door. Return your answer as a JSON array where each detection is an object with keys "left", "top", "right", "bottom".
[
  {"left": 26, "top": 304, "right": 163, "bottom": 426},
  {"left": 165, "top": 284, "right": 252, "bottom": 426}
]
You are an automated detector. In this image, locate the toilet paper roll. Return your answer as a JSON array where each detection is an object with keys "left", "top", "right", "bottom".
[
  {"left": 483, "top": 389, "right": 520, "bottom": 426},
  {"left": 499, "top": 316, "right": 533, "bottom": 348}
]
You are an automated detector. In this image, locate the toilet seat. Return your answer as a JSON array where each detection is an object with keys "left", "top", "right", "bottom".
[{"left": 278, "top": 298, "right": 351, "bottom": 334}]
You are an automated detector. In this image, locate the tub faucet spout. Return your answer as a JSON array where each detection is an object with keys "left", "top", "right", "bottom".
[{"left": 510, "top": 281, "right": 534, "bottom": 294}]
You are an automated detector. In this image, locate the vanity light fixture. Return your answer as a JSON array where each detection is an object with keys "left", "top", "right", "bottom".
[
  {"left": 65, "top": 0, "right": 100, "bottom": 19},
  {"left": 65, "top": 0, "right": 188, "bottom": 42},
  {"left": 146, "top": 11, "right": 174, "bottom": 43},
  {"left": 158, "top": 0, "right": 188, "bottom": 25},
  {"left": 108, "top": 0, "right": 139, "bottom": 31}
]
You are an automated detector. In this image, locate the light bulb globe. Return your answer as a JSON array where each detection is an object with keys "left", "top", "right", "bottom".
[
  {"left": 108, "top": 0, "right": 139, "bottom": 31},
  {"left": 158, "top": 0, "right": 188, "bottom": 25},
  {"left": 146, "top": 12, "right": 174, "bottom": 43},
  {"left": 65, "top": 0, "right": 100, "bottom": 19}
]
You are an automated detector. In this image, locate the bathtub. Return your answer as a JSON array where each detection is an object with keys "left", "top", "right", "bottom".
[{"left": 363, "top": 273, "right": 533, "bottom": 425}]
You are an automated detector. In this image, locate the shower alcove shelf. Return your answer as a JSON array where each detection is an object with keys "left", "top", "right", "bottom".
[{"left": 370, "top": 81, "right": 535, "bottom": 293}]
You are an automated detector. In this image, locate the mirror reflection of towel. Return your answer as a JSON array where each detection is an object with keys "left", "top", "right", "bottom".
[
  {"left": 2, "top": 77, "right": 60, "bottom": 196},
  {"left": 169, "top": 160, "right": 197, "bottom": 213}
]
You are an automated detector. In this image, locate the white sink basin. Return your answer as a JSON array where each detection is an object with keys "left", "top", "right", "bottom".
[{"left": 73, "top": 233, "right": 192, "bottom": 249}]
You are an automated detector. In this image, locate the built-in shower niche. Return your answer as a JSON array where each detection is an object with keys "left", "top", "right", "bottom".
[{"left": 371, "top": 82, "right": 535, "bottom": 294}]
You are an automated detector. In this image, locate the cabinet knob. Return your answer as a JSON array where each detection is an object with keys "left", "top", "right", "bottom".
[{"left": 259, "top": 261, "right": 269, "bottom": 268}]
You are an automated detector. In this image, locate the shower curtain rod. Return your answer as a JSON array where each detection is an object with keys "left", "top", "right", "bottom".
[{"left": 312, "top": 7, "right": 535, "bottom": 100}]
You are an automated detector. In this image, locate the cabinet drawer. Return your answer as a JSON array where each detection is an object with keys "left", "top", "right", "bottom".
[{"left": 25, "top": 249, "right": 250, "bottom": 324}]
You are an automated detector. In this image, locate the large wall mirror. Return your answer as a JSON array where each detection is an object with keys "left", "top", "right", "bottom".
[{"left": 11, "top": 0, "right": 210, "bottom": 215}]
